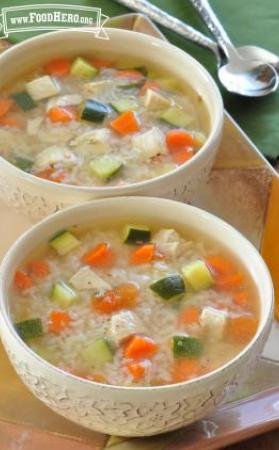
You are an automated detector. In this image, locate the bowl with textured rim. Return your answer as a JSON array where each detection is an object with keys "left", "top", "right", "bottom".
[
  {"left": 0, "top": 28, "right": 223, "bottom": 222},
  {"left": 0, "top": 197, "right": 273, "bottom": 436}
]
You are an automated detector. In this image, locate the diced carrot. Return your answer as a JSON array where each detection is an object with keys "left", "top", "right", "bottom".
[
  {"left": 205, "top": 255, "right": 234, "bottom": 277},
  {"left": 89, "top": 58, "right": 114, "bottom": 69},
  {"left": 44, "top": 57, "right": 71, "bottom": 76},
  {"left": 0, "top": 115, "right": 23, "bottom": 129},
  {"left": 114, "top": 283, "right": 139, "bottom": 308},
  {"left": 36, "top": 167, "right": 66, "bottom": 183},
  {"left": 172, "top": 148, "right": 194, "bottom": 165},
  {"left": 14, "top": 270, "right": 33, "bottom": 290},
  {"left": 124, "top": 335, "right": 157, "bottom": 360},
  {"left": 166, "top": 130, "right": 194, "bottom": 152},
  {"left": 81, "top": 242, "right": 115, "bottom": 267},
  {"left": 115, "top": 69, "right": 144, "bottom": 81},
  {"left": 232, "top": 291, "right": 249, "bottom": 307},
  {"left": 92, "top": 290, "right": 122, "bottom": 314},
  {"left": 110, "top": 111, "right": 140, "bottom": 135},
  {"left": 48, "top": 310, "right": 71, "bottom": 334},
  {"left": 178, "top": 306, "right": 200, "bottom": 326},
  {"left": 226, "top": 315, "right": 258, "bottom": 343},
  {"left": 139, "top": 80, "right": 160, "bottom": 96},
  {"left": 126, "top": 362, "right": 146, "bottom": 381},
  {"left": 0, "top": 98, "right": 14, "bottom": 118},
  {"left": 47, "top": 106, "right": 77, "bottom": 123},
  {"left": 172, "top": 358, "right": 200, "bottom": 383},
  {"left": 84, "top": 373, "right": 107, "bottom": 383},
  {"left": 216, "top": 273, "right": 244, "bottom": 291},
  {"left": 28, "top": 260, "right": 49, "bottom": 278},
  {"left": 129, "top": 244, "right": 155, "bottom": 265}
]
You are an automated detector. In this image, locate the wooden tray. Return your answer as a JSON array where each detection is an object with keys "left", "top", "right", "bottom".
[{"left": 0, "top": 13, "right": 279, "bottom": 450}]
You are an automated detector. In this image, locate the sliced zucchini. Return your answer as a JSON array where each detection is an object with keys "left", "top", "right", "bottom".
[
  {"left": 25, "top": 76, "right": 59, "bottom": 101},
  {"left": 118, "top": 80, "right": 144, "bottom": 90},
  {"left": 134, "top": 66, "right": 148, "bottom": 76},
  {"left": 160, "top": 106, "right": 193, "bottom": 128},
  {"left": 156, "top": 78, "right": 180, "bottom": 91},
  {"left": 13, "top": 156, "right": 34, "bottom": 172},
  {"left": 111, "top": 98, "right": 138, "bottom": 113},
  {"left": 193, "top": 131, "right": 207, "bottom": 148},
  {"left": 123, "top": 224, "right": 151, "bottom": 245},
  {"left": 150, "top": 275, "right": 185, "bottom": 300},
  {"left": 80, "top": 99, "right": 111, "bottom": 123},
  {"left": 89, "top": 155, "right": 123, "bottom": 180},
  {"left": 144, "top": 89, "right": 171, "bottom": 112},
  {"left": 172, "top": 335, "right": 203, "bottom": 358},
  {"left": 12, "top": 91, "right": 36, "bottom": 111},
  {"left": 70, "top": 57, "right": 98, "bottom": 78},
  {"left": 50, "top": 281, "right": 78, "bottom": 308},
  {"left": 15, "top": 318, "right": 43, "bottom": 341},
  {"left": 81, "top": 338, "right": 113, "bottom": 369},
  {"left": 50, "top": 230, "right": 80, "bottom": 256},
  {"left": 182, "top": 260, "right": 214, "bottom": 292}
]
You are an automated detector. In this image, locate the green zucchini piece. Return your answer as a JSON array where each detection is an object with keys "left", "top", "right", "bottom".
[
  {"left": 123, "top": 225, "right": 151, "bottom": 245},
  {"left": 80, "top": 99, "right": 111, "bottom": 123},
  {"left": 118, "top": 80, "right": 144, "bottom": 90},
  {"left": 50, "top": 230, "right": 80, "bottom": 256},
  {"left": 15, "top": 318, "right": 43, "bottom": 341},
  {"left": 89, "top": 156, "right": 123, "bottom": 180},
  {"left": 182, "top": 260, "right": 214, "bottom": 292},
  {"left": 70, "top": 57, "right": 98, "bottom": 78},
  {"left": 81, "top": 338, "right": 113, "bottom": 369},
  {"left": 135, "top": 66, "right": 148, "bottom": 77},
  {"left": 12, "top": 91, "right": 36, "bottom": 111},
  {"left": 160, "top": 107, "right": 193, "bottom": 128},
  {"left": 13, "top": 156, "right": 34, "bottom": 172},
  {"left": 50, "top": 281, "right": 78, "bottom": 308},
  {"left": 172, "top": 335, "right": 203, "bottom": 358},
  {"left": 156, "top": 78, "right": 180, "bottom": 91},
  {"left": 111, "top": 98, "right": 138, "bottom": 113},
  {"left": 150, "top": 275, "right": 185, "bottom": 300}
]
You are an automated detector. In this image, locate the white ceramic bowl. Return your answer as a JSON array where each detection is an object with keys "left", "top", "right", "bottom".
[
  {"left": 0, "top": 197, "right": 273, "bottom": 437},
  {"left": 0, "top": 29, "right": 223, "bottom": 222}
]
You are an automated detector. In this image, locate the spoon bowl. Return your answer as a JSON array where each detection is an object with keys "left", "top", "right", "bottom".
[
  {"left": 237, "top": 45, "right": 279, "bottom": 73},
  {"left": 219, "top": 58, "right": 279, "bottom": 97}
]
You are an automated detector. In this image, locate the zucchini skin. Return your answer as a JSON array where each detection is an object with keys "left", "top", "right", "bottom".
[
  {"left": 15, "top": 318, "right": 43, "bottom": 341},
  {"left": 81, "top": 99, "right": 111, "bottom": 123},
  {"left": 123, "top": 226, "right": 151, "bottom": 245},
  {"left": 12, "top": 91, "right": 36, "bottom": 111},
  {"left": 173, "top": 336, "right": 203, "bottom": 358},
  {"left": 150, "top": 275, "right": 185, "bottom": 300}
]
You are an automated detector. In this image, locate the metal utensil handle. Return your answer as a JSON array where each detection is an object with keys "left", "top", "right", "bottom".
[
  {"left": 189, "top": 0, "right": 237, "bottom": 59},
  {"left": 115, "top": 0, "right": 219, "bottom": 57}
]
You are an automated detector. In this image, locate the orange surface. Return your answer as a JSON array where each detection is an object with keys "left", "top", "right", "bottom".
[{"left": 261, "top": 176, "right": 279, "bottom": 320}]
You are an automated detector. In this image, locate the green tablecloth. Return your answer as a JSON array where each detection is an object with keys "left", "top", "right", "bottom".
[{"left": 3, "top": 0, "right": 279, "bottom": 160}]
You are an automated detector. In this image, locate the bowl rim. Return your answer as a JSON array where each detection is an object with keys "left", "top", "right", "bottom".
[
  {"left": 0, "top": 197, "right": 274, "bottom": 392},
  {"left": 0, "top": 28, "right": 223, "bottom": 194}
]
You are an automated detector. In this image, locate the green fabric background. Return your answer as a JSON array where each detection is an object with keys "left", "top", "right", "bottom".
[{"left": 3, "top": 0, "right": 279, "bottom": 160}]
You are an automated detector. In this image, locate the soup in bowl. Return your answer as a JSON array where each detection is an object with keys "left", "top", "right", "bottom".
[
  {"left": 0, "top": 197, "right": 273, "bottom": 436},
  {"left": 0, "top": 29, "right": 223, "bottom": 220}
]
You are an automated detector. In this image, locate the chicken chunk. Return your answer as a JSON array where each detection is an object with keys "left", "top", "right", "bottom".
[
  {"left": 153, "top": 228, "right": 181, "bottom": 257},
  {"left": 109, "top": 311, "right": 145, "bottom": 345},
  {"left": 70, "top": 129, "right": 110, "bottom": 156},
  {"left": 34, "top": 145, "right": 77, "bottom": 170},
  {"left": 132, "top": 127, "right": 166, "bottom": 160},
  {"left": 199, "top": 307, "right": 227, "bottom": 339},
  {"left": 69, "top": 266, "right": 111, "bottom": 293}
]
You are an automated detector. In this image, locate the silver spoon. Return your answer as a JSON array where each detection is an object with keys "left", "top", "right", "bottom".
[
  {"left": 113, "top": 0, "right": 279, "bottom": 96},
  {"left": 189, "top": 0, "right": 278, "bottom": 96}
]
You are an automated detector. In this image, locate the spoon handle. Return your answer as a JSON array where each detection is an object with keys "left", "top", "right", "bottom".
[
  {"left": 114, "top": 0, "right": 220, "bottom": 57},
  {"left": 189, "top": 0, "right": 237, "bottom": 60}
]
